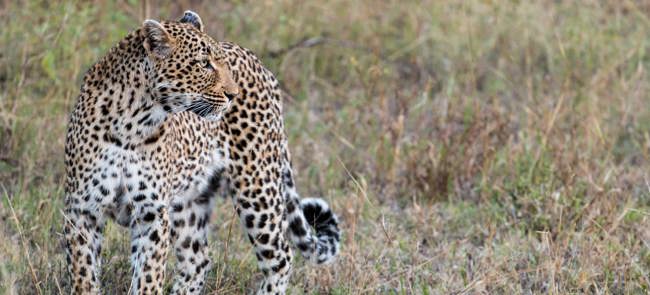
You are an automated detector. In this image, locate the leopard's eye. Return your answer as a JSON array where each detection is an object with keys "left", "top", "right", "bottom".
[{"left": 201, "top": 59, "right": 214, "bottom": 70}]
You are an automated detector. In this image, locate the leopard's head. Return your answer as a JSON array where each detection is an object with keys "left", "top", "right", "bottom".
[{"left": 142, "top": 11, "right": 238, "bottom": 121}]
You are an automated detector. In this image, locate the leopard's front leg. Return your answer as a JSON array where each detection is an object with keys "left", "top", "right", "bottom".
[
  {"left": 64, "top": 200, "right": 105, "bottom": 295},
  {"left": 128, "top": 198, "right": 170, "bottom": 295},
  {"left": 168, "top": 170, "right": 224, "bottom": 294}
]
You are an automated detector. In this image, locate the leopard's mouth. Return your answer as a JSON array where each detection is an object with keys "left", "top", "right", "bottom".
[{"left": 187, "top": 96, "right": 229, "bottom": 121}]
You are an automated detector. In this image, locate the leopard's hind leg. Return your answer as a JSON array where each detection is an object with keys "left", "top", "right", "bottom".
[{"left": 230, "top": 169, "right": 293, "bottom": 294}]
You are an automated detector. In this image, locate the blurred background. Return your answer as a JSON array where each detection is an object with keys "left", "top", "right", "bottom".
[{"left": 1, "top": 0, "right": 649, "bottom": 294}]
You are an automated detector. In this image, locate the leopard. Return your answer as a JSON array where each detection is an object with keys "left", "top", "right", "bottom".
[{"left": 63, "top": 10, "right": 340, "bottom": 295}]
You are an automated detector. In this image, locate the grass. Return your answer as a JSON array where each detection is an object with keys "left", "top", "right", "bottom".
[{"left": 1, "top": 0, "right": 650, "bottom": 294}]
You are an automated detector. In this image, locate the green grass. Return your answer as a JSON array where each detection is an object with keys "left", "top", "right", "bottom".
[{"left": 1, "top": 0, "right": 650, "bottom": 294}]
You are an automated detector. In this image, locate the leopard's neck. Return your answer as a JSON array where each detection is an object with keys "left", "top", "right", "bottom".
[{"left": 72, "top": 29, "right": 168, "bottom": 149}]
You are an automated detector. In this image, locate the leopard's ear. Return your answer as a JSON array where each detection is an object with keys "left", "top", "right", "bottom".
[
  {"left": 178, "top": 10, "right": 203, "bottom": 32},
  {"left": 143, "top": 20, "right": 173, "bottom": 59}
]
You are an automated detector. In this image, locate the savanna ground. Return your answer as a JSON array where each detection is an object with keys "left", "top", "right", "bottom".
[{"left": 1, "top": 0, "right": 650, "bottom": 294}]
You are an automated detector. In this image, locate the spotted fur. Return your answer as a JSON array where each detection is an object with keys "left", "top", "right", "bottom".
[
  {"left": 63, "top": 11, "right": 237, "bottom": 294},
  {"left": 63, "top": 10, "right": 341, "bottom": 295},
  {"left": 214, "top": 41, "right": 342, "bottom": 294}
]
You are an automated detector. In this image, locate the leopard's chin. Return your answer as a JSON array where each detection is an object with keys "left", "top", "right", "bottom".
[
  {"left": 203, "top": 113, "right": 222, "bottom": 121},
  {"left": 204, "top": 101, "right": 230, "bottom": 122}
]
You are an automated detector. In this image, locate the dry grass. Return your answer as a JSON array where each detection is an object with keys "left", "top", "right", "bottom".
[{"left": 1, "top": 0, "right": 650, "bottom": 294}]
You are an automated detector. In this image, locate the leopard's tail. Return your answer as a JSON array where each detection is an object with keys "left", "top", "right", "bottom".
[{"left": 283, "top": 171, "right": 340, "bottom": 265}]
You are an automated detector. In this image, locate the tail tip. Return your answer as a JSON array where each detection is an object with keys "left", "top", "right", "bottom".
[
  {"left": 300, "top": 198, "right": 341, "bottom": 265},
  {"left": 300, "top": 197, "right": 339, "bottom": 227}
]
